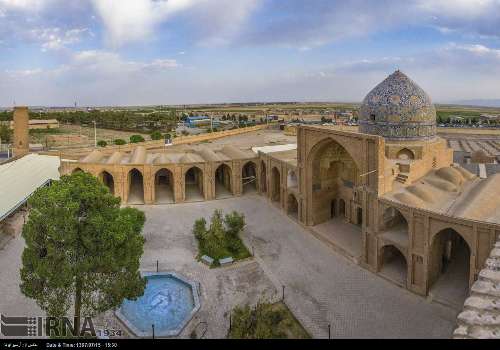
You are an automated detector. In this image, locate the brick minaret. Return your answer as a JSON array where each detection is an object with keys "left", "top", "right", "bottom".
[{"left": 13, "top": 106, "right": 29, "bottom": 157}]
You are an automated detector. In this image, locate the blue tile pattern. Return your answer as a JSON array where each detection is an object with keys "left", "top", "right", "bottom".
[{"left": 359, "top": 70, "right": 437, "bottom": 140}]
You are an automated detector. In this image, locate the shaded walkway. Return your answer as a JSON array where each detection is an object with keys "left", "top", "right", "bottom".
[{"left": 311, "top": 218, "right": 363, "bottom": 262}]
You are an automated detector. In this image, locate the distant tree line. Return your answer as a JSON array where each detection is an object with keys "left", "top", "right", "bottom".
[{"left": 0, "top": 109, "right": 178, "bottom": 133}]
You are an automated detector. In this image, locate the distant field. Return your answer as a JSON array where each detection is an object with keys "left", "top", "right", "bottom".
[{"left": 29, "top": 124, "right": 151, "bottom": 149}]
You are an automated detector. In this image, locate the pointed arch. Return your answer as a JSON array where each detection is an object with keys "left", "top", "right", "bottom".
[
  {"left": 99, "top": 171, "right": 115, "bottom": 195},
  {"left": 397, "top": 148, "right": 415, "bottom": 160},
  {"left": 242, "top": 161, "right": 257, "bottom": 194},
  {"left": 429, "top": 228, "right": 471, "bottom": 304},
  {"left": 185, "top": 166, "right": 204, "bottom": 202},
  {"left": 307, "top": 138, "right": 359, "bottom": 225},
  {"left": 127, "top": 168, "right": 144, "bottom": 204},
  {"left": 215, "top": 163, "right": 233, "bottom": 198},
  {"left": 154, "top": 168, "right": 174, "bottom": 204},
  {"left": 379, "top": 244, "right": 408, "bottom": 286}
]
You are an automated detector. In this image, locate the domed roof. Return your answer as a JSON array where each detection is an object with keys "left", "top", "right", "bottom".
[{"left": 359, "top": 70, "right": 436, "bottom": 140}]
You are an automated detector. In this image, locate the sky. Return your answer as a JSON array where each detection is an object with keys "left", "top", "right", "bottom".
[{"left": 1, "top": 0, "right": 500, "bottom": 106}]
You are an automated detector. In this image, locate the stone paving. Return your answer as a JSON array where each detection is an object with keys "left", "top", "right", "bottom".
[
  {"left": 0, "top": 194, "right": 459, "bottom": 339},
  {"left": 136, "top": 194, "right": 458, "bottom": 338}
]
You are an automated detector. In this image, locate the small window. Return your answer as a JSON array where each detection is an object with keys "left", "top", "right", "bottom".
[{"left": 370, "top": 114, "right": 376, "bottom": 121}]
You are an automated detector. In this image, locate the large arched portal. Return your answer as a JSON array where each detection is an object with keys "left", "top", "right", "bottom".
[
  {"left": 429, "top": 228, "right": 471, "bottom": 307},
  {"left": 379, "top": 245, "right": 408, "bottom": 286},
  {"left": 185, "top": 167, "right": 204, "bottom": 202},
  {"left": 307, "top": 139, "right": 362, "bottom": 259},
  {"left": 215, "top": 164, "right": 233, "bottom": 199},
  {"left": 260, "top": 161, "right": 267, "bottom": 194},
  {"left": 155, "top": 168, "right": 174, "bottom": 204},
  {"left": 99, "top": 171, "right": 115, "bottom": 195},
  {"left": 242, "top": 161, "right": 257, "bottom": 194},
  {"left": 310, "top": 139, "right": 359, "bottom": 225},
  {"left": 271, "top": 167, "right": 281, "bottom": 203},
  {"left": 127, "top": 168, "right": 144, "bottom": 204},
  {"left": 287, "top": 194, "right": 299, "bottom": 220}
]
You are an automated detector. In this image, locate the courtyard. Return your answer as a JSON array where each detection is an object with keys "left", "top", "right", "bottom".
[{"left": 0, "top": 194, "right": 459, "bottom": 339}]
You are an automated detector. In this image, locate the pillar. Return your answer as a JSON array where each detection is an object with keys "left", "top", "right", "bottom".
[{"left": 13, "top": 106, "right": 29, "bottom": 157}]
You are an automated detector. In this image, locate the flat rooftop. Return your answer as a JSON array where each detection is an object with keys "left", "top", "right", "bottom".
[{"left": 0, "top": 154, "right": 60, "bottom": 222}]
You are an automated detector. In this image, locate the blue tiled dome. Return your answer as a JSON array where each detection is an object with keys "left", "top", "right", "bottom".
[{"left": 359, "top": 70, "right": 437, "bottom": 140}]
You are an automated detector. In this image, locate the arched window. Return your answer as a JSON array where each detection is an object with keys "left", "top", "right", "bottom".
[{"left": 396, "top": 148, "right": 415, "bottom": 161}]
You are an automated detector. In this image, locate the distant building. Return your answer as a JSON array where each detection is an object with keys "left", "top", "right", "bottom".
[
  {"left": 8, "top": 119, "right": 59, "bottom": 130},
  {"left": 479, "top": 114, "right": 500, "bottom": 124},
  {"left": 185, "top": 116, "right": 212, "bottom": 128}
]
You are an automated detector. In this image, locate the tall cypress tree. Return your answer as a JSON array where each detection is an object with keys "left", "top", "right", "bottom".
[{"left": 20, "top": 172, "right": 146, "bottom": 337}]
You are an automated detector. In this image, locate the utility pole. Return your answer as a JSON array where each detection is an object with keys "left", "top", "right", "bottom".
[{"left": 93, "top": 120, "right": 97, "bottom": 147}]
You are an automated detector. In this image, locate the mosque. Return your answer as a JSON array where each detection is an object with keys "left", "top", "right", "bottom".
[{"left": 52, "top": 71, "right": 500, "bottom": 337}]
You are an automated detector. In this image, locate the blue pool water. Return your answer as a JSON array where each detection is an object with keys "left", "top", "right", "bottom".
[{"left": 118, "top": 274, "right": 197, "bottom": 337}]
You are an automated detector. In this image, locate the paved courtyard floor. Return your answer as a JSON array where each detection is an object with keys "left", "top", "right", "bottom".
[
  {"left": 136, "top": 194, "right": 458, "bottom": 338},
  {"left": 0, "top": 194, "right": 459, "bottom": 339}
]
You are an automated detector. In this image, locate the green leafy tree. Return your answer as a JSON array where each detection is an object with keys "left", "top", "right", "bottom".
[
  {"left": 97, "top": 140, "right": 107, "bottom": 147},
  {"left": 224, "top": 211, "right": 245, "bottom": 239},
  {"left": 229, "top": 303, "right": 286, "bottom": 339},
  {"left": 129, "top": 135, "right": 145, "bottom": 143},
  {"left": 20, "top": 172, "right": 146, "bottom": 337},
  {"left": 114, "top": 139, "right": 126, "bottom": 145},
  {"left": 208, "top": 210, "right": 225, "bottom": 241},
  {"left": 0, "top": 124, "right": 12, "bottom": 143},
  {"left": 150, "top": 130, "right": 163, "bottom": 140},
  {"left": 193, "top": 217, "right": 207, "bottom": 241}
]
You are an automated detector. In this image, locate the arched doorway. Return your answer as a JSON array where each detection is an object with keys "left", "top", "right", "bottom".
[
  {"left": 287, "top": 170, "right": 298, "bottom": 188},
  {"left": 185, "top": 167, "right": 204, "bottom": 202},
  {"left": 271, "top": 167, "right": 281, "bottom": 203},
  {"left": 339, "top": 199, "right": 346, "bottom": 218},
  {"left": 99, "top": 171, "right": 114, "bottom": 195},
  {"left": 287, "top": 194, "right": 299, "bottom": 220},
  {"left": 215, "top": 164, "right": 232, "bottom": 199},
  {"left": 155, "top": 168, "right": 174, "bottom": 204},
  {"left": 242, "top": 161, "right": 257, "bottom": 194},
  {"left": 260, "top": 161, "right": 267, "bottom": 193},
  {"left": 127, "top": 168, "right": 144, "bottom": 204},
  {"left": 331, "top": 199, "right": 336, "bottom": 218},
  {"left": 72, "top": 168, "right": 83, "bottom": 174},
  {"left": 379, "top": 245, "right": 407, "bottom": 286},
  {"left": 429, "top": 228, "right": 471, "bottom": 306}
]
